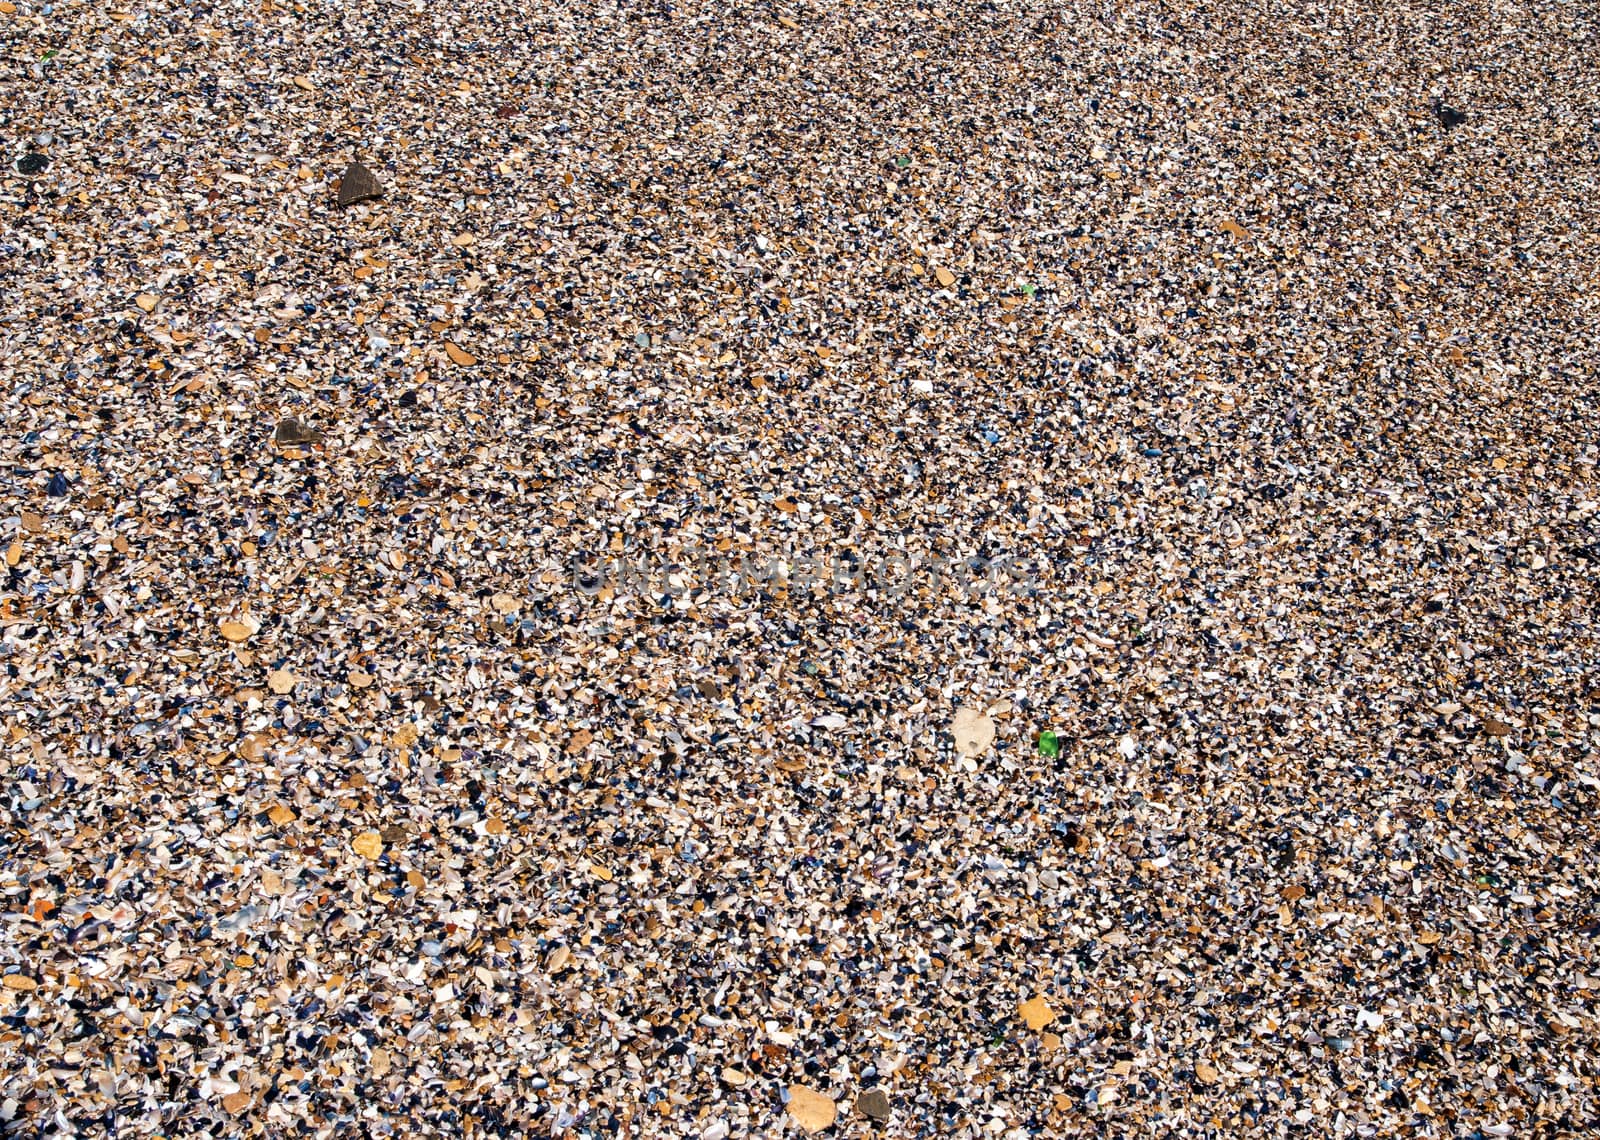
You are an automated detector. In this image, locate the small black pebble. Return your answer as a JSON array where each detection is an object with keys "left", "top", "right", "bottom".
[{"left": 16, "top": 153, "right": 49, "bottom": 176}]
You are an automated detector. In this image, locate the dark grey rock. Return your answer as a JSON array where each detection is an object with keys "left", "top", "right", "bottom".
[{"left": 336, "top": 161, "right": 383, "bottom": 207}]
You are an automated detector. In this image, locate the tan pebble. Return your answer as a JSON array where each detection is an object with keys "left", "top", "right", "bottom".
[
  {"left": 221, "top": 1091, "right": 252, "bottom": 1114},
  {"left": 951, "top": 708, "right": 996, "bottom": 757},
  {"left": 1018, "top": 994, "right": 1055, "bottom": 1031},
  {"left": 785, "top": 1085, "right": 836, "bottom": 1133},
  {"left": 351, "top": 832, "right": 383, "bottom": 860}
]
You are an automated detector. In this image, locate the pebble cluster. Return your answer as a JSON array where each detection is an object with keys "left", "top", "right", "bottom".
[{"left": 3, "top": 0, "right": 1598, "bottom": 1135}]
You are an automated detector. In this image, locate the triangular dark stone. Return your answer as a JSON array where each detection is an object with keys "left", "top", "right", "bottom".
[
  {"left": 336, "top": 161, "right": 383, "bottom": 207},
  {"left": 857, "top": 1089, "right": 892, "bottom": 1121},
  {"left": 274, "top": 417, "right": 324, "bottom": 446}
]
